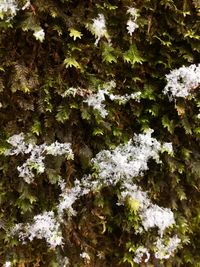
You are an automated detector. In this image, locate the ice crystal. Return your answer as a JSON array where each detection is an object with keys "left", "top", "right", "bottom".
[
  {"left": 7, "top": 133, "right": 24, "bottom": 147},
  {"left": 9, "top": 130, "right": 178, "bottom": 259},
  {"left": 126, "top": 19, "right": 139, "bottom": 36},
  {"left": 57, "top": 179, "right": 90, "bottom": 217},
  {"left": 45, "top": 141, "right": 74, "bottom": 159},
  {"left": 22, "top": 0, "right": 30, "bottom": 10},
  {"left": 141, "top": 205, "right": 175, "bottom": 237},
  {"left": 133, "top": 246, "right": 150, "bottom": 264},
  {"left": 62, "top": 257, "right": 69, "bottom": 267},
  {"left": 163, "top": 64, "right": 200, "bottom": 99},
  {"left": 0, "top": 0, "right": 18, "bottom": 20},
  {"left": 61, "top": 87, "right": 79, "bottom": 98},
  {"left": 58, "top": 182, "right": 81, "bottom": 217},
  {"left": 15, "top": 144, "right": 45, "bottom": 183},
  {"left": 12, "top": 211, "right": 62, "bottom": 248},
  {"left": 4, "top": 134, "right": 73, "bottom": 183},
  {"left": 155, "top": 236, "right": 181, "bottom": 259},
  {"left": 84, "top": 89, "right": 108, "bottom": 118},
  {"left": 162, "top": 142, "right": 173, "bottom": 154},
  {"left": 92, "top": 14, "right": 107, "bottom": 45},
  {"left": 119, "top": 182, "right": 175, "bottom": 237},
  {"left": 126, "top": 7, "right": 139, "bottom": 36},
  {"left": 84, "top": 81, "right": 141, "bottom": 117},
  {"left": 127, "top": 7, "right": 139, "bottom": 19},
  {"left": 120, "top": 183, "right": 150, "bottom": 210},
  {"left": 55, "top": 130, "right": 175, "bottom": 240},
  {"left": 3, "top": 262, "right": 12, "bottom": 267},
  {"left": 80, "top": 252, "right": 90, "bottom": 261},
  {"left": 33, "top": 28, "right": 45, "bottom": 42},
  {"left": 17, "top": 151, "right": 45, "bottom": 184},
  {"left": 92, "top": 129, "right": 162, "bottom": 184},
  {"left": 109, "top": 92, "right": 141, "bottom": 104},
  {"left": 5, "top": 133, "right": 29, "bottom": 155},
  {"left": 91, "top": 130, "right": 175, "bottom": 237}
]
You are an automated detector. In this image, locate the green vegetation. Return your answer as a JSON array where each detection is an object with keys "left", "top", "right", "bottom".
[{"left": 0, "top": 0, "right": 200, "bottom": 266}]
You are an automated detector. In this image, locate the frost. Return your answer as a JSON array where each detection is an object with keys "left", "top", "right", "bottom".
[
  {"left": 126, "top": 7, "right": 139, "bottom": 36},
  {"left": 58, "top": 180, "right": 82, "bottom": 217},
  {"left": 109, "top": 92, "right": 141, "bottom": 104},
  {"left": 127, "top": 7, "right": 139, "bottom": 19},
  {"left": 33, "top": 28, "right": 45, "bottom": 42},
  {"left": 5, "top": 133, "right": 30, "bottom": 155},
  {"left": 163, "top": 64, "right": 200, "bottom": 99},
  {"left": 61, "top": 257, "right": 69, "bottom": 267},
  {"left": 84, "top": 81, "right": 141, "bottom": 117},
  {"left": 0, "top": 0, "right": 18, "bottom": 20},
  {"left": 57, "top": 179, "right": 90, "bottom": 217},
  {"left": 4, "top": 134, "right": 73, "bottom": 183},
  {"left": 9, "top": 130, "right": 178, "bottom": 260},
  {"left": 12, "top": 211, "right": 63, "bottom": 248},
  {"left": 91, "top": 14, "right": 107, "bottom": 45},
  {"left": 22, "top": 0, "right": 30, "bottom": 10},
  {"left": 56, "top": 130, "right": 176, "bottom": 239},
  {"left": 155, "top": 236, "right": 181, "bottom": 259},
  {"left": 17, "top": 147, "right": 45, "bottom": 184},
  {"left": 15, "top": 143, "right": 46, "bottom": 184},
  {"left": 141, "top": 205, "right": 175, "bottom": 237},
  {"left": 162, "top": 142, "right": 173, "bottom": 154},
  {"left": 0, "top": 0, "right": 30, "bottom": 20},
  {"left": 126, "top": 19, "right": 139, "bottom": 36},
  {"left": 45, "top": 141, "right": 74, "bottom": 159},
  {"left": 133, "top": 246, "right": 150, "bottom": 264},
  {"left": 92, "top": 129, "right": 162, "bottom": 184},
  {"left": 54, "top": 130, "right": 165, "bottom": 219},
  {"left": 80, "top": 252, "right": 90, "bottom": 261},
  {"left": 120, "top": 183, "right": 151, "bottom": 210},
  {"left": 119, "top": 182, "right": 175, "bottom": 237},
  {"left": 61, "top": 87, "right": 79, "bottom": 98},
  {"left": 84, "top": 89, "right": 108, "bottom": 118}
]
